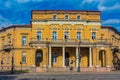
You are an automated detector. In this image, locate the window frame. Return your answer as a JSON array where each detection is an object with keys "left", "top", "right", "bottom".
[
  {"left": 92, "top": 32, "right": 96, "bottom": 40},
  {"left": 22, "top": 36, "right": 27, "bottom": 46},
  {"left": 22, "top": 52, "right": 26, "bottom": 63}
]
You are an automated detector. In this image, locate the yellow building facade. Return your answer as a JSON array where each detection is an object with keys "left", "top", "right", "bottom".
[{"left": 0, "top": 10, "right": 120, "bottom": 72}]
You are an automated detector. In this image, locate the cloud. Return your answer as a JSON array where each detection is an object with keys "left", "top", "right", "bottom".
[
  {"left": 98, "top": 3, "right": 120, "bottom": 11},
  {"left": 103, "top": 19, "right": 120, "bottom": 24},
  {"left": 15, "top": 0, "right": 44, "bottom": 3}
]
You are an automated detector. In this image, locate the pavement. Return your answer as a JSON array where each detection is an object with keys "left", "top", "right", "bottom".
[{"left": 0, "top": 71, "right": 120, "bottom": 80}]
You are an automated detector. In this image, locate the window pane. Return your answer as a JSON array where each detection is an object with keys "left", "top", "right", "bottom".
[
  {"left": 22, "top": 52, "right": 26, "bottom": 63},
  {"left": 52, "top": 53, "right": 57, "bottom": 62},
  {"left": 92, "top": 32, "right": 96, "bottom": 40},
  {"left": 77, "top": 32, "right": 81, "bottom": 40},
  {"left": 37, "top": 32, "right": 42, "bottom": 40},
  {"left": 53, "top": 15, "right": 57, "bottom": 20},
  {"left": 22, "top": 36, "right": 26, "bottom": 45},
  {"left": 65, "top": 15, "right": 69, "bottom": 20},
  {"left": 64, "top": 32, "right": 69, "bottom": 40},
  {"left": 52, "top": 31, "right": 57, "bottom": 40},
  {"left": 77, "top": 16, "right": 80, "bottom": 20}
]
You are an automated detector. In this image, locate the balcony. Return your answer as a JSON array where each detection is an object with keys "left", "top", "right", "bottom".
[
  {"left": 2, "top": 44, "right": 13, "bottom": 52},
  {"left": 29, "top": 38, "right": 112, "bottom": 47}
]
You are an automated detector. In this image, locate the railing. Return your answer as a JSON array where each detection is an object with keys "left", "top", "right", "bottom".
[
  {"left": 32, "top": 19, "right": 101, "bottom": 22},
  {"left": 29, "top": 38, "right": 112, "bottom": 46},
  {"left": 2, "top": 44, "right": 13, "bottom": 51}
]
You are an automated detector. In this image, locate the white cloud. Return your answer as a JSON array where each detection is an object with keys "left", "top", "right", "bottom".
[
  {"left": 15, "top": 0, "right": 43, "bottom": 3},
  {"left": 81, "top": 0, "right": 101, "bottom": 5},
  {"left": 98, "top": 3, "right": 120, "bottom": 11},
  {"left": 103, "top": 19, "right": 120, "bottom": 24}
]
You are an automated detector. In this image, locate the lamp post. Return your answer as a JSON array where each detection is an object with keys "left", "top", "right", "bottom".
[{"left": 77, "top": 40, "right": 81, "bottom": 72}]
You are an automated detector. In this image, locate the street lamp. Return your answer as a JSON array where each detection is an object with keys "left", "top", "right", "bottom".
[{"left": 77, "top": 40, "right": 81, "bottom": 72}]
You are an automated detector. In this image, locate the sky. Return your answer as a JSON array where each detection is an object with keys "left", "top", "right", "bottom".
[{"left": 0, "top": 0, "right": 120, "bottom": 32}]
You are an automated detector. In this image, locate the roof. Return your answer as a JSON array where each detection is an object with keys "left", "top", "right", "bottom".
[
  {"left": 0, "top": 24, "right": 31, "bottom": 32},
  {"left": 32, "top": 10, "right": 101, "bottom": 14},
  {"left": 101, "top": 26, "right": 120, "bottom": 35}
]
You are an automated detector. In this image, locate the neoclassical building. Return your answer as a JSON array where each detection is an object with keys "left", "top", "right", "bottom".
[{"left": 0, "top": 10, "right": 120, "bottom": 72}]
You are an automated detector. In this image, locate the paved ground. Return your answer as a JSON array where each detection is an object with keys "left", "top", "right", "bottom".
[{"left": 0, "top": 72, "right": 120, "bottom": 80}]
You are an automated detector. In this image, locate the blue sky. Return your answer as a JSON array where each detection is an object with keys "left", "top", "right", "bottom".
[{"left": 0, "top": 0, "right": 120, "bottom": 31}]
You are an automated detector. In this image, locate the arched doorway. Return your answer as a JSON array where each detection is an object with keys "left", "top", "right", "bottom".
[
  {"left": 99, "top": 50, "right": 106, "bottom": 67},
  {"left": 35, "top": 49, "right": 43, "bottom": 67}
]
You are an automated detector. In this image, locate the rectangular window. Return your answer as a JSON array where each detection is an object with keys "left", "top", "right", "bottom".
[
  {"left": 8, "top": 37, "right": 11, "bottom": 44},
  {"left": 37, "top": 32, "right": 42, "bottom": 40},
  {"left": 92, "top": 32, "right": 96, "bottom": 40},
  {"left": 7, "top": 53, "right": 10, "bottom": 64},
  {"left": 2, "top": 39, "right": 4, "bottom": 46},
  {"left": 22, "top": 52, "right": 26, "bottom": 63},
  {"left": 65, "top": 15, "right": 69, "bottom": 20},
  {"left": 77, "top": 16, "right": 80, "bottom": 20},
  {"left": 77, "top": 32, "right": 81, "bottom": 40},
  {"left": 22, "top": 36, "right": 26, "bottom": 46},
  {"left": 52, "top": 53, "right": 57, "bottom": 62},
  {"left": 53, "top": 15, "right": 57, "bottom": 20},
  {"left": 64, "top": 32, "right": 69, "bottom": 41},
  {"left": 52, "top": 31, "right": 57, "bottom": 41}
]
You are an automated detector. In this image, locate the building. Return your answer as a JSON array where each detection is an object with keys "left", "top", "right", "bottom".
[{"left": 0, "top": 10, "right": 120, "bottom": 72}]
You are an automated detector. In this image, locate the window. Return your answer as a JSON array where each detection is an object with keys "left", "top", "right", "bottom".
[
  {"left": 7, "top": 53, "right": 10, "bottom": 64},
  {"left": 77, "top": 32, "right": 81, "bottom": 40},
  {"left": 65, "top": 15, "right": 69, "bottom": 20},
  {"left": 77, "top": 16, "right": 80, "bottom": 20},
  {"left": 2, "top": 39, "right": 4, "bottom": 46},
  {"left": 92, "top": 32, "right": 96, "bottom": 40},
  {"left": 22, "top": 36, "right": 27, "bottom": 46},
  {"left": 53, "top": 15, "right": 57, "bottom": 20},
  {"left": 64, "top": 32, "right": 69, "bottom": 41},
  {"left": 52, "top": 53, "right": 57, "bottom": 62},
  {"left": 22, "top": 52, "right": 26, "bottom": 63},
  {"left": 8, "top": 37, "right": 11, "bottom": 44},
  {"left": 52, "top": 31, "right": 57, "bottom": 41},
  {"left": 37, "top": 32, "right": 42, "bottom": 40}
]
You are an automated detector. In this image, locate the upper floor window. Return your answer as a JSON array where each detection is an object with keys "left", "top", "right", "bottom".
[
  {"left": 52, "top": 31, "right": 57, "bottom": 41},
  {"left": 8, "top": 37, "right": 11, "bottom": 44},
  {"left": 64, "top": 32, "right": 69, "bottom": 41},
  {"left": 22, "top": 36, "right": 26, "bottom": 46},
  {"left": 77, "top": 32, "right": 81, "bottom": 40},
  {"left": 77, "top": 16, "right": 80, "bottom": 20},
  {"left": 65, "top": 15, "right": 69, "bottom": 20},
  {"left": 22, "top": 52, "right": 26, "bottom": 63},
  {"left": 53, "top": 15, "right": 57, "bottom": 20},
  {"left": 37, "top": 32, "right": 42, "bottom": 40},
  {"left": 92, "top": 32, "right": 96, "bottom": 40},
  {"left": 52, "top": 52, "right": 57, "bottom": 62},
  {"left": 2, "top": 39, "right": 4, "bottom": 46}
]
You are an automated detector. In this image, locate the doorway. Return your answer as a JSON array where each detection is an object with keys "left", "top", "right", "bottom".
[
  {"left": 35, "top": 49, "right": 43, "bottom": 67},
  {"left": 65, "top": 52, "right": 69, "bottom": 66}
]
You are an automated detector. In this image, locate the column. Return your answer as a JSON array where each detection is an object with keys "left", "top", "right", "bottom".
[
  {"left": 62, "top": 46, "right": 65, "bottom": 67},
  {"left": 48, "top": 46, "right": 51, "bottom": 67},
  {"left": 89, "top": 47, "right": 92, "bottom": 67},
  {"left": 76, "top": 47, "right": 78, "bottom": 67}
]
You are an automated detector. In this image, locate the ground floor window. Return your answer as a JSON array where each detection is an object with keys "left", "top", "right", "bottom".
[
  {"left": 52, "top": 53, "right": 57, "bottom": 62},
  {"left": 22, "top": 52, "right": 26, "bottom": 63}
]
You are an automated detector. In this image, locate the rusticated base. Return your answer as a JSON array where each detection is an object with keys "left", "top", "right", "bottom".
[
  {"left": 0, "top": 66, "right": 114, "bottom": 72},
  {"left": 34, "top": 67, "right": 114, "bottom": 72}
]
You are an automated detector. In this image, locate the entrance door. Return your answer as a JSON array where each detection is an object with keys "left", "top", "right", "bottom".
[
  {"left": 65, "top": 52, "right": 69, "bottom": 66},
  {"left": 36, "top": 50, "right": 43, "bottom": 67}
]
